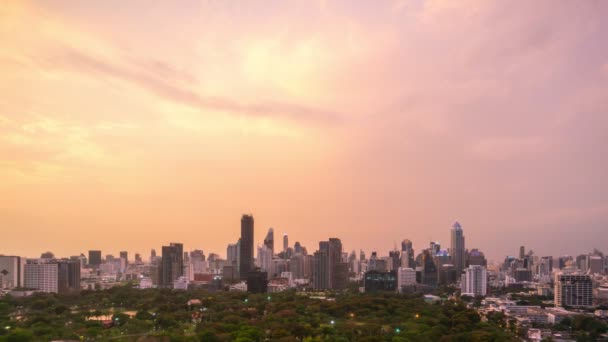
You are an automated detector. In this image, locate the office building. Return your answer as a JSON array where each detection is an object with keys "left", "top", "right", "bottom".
[
  {"left": 401, "top": 239, "right": 414, "bottom": 268},
  {"left": 264, "top": 228, "right": 274, "bottom": 255},
  {"left": 239, "top": 214, "right": 254, "bottom": 279},
  {"left": 364, "top": 270, "right": 397, "bottom": 292},
  {"left": 0, "top": 256, "right": 25, "bottom": 289},
  {"left": 246, "top": 269, "right": 268, "bottom": 293},
  {"left": 283, "top": 233, "right": 288, "bottom": 253},
  {"left": 88, "top": 250, "right": 102, "bottom": 268},
  {"left": 461, "top": 265, "right": 487, "bottom": 297},
  {"left": 119, "top": 251, "right": 128, "bottom": 264},
  {"left": 160, "top": 243, "right": 184, "bottom": 288},
  {"left": 397, "top": 267, "right": 416, "bottom": 291},
  {"left": 554, "top": 273, "right": 592, "bottom": 308},
  {"left": 450, "top": 222, "right": 465, "bottom": 277}
]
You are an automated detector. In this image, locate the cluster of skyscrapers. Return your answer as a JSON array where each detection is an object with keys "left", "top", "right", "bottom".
[{"left": 2, "top": 214, "right": 607, "bottom": 312}]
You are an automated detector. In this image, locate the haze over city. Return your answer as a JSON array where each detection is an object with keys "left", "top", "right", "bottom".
[{"left": 1, "top": 0, "right": 608, "bottom": 260}]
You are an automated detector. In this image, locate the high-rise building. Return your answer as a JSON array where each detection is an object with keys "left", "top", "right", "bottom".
[
  {"left": 119, "top": 251, "right": 128, "bottom": 264},
  {"left": 450, "top": 222, "right": 465, "bottom": 277},
  {"left": 420, "top": 250, "right": 438, "bottom": 287},
  {"left": 283, "top": 233, "right": 289, "bottom": 253},
  {"left": 294, "top": 242, "right": 303, "bottom": 255},
  {"left": 588, "top": 256, "right": 604, "bottom": 274},
  {"left": 25, "top": 261, "right": 59, "bottom": 293},
  {"left": 239, "top": 214, "right": 254, "bottom": 279},
  {"left": 257, "top": 245, "right": 273, "bottom": 277},
  {"left": 364, "top": 270, "right": 397, "bottom": 292},
  {"left": 388, "top": 250, "right": 401, "bottom": 271},
  {"left": 135, "top": 253, "right": 142, "bottom": 264},
  {"left": 246, "top": 269, "right": 268, "bottom": 293},
  {"left": 461, "top": 265, "right": 487, "bottom": 297},
  {"left": 313, "top": 242, "right": 330, "bottom": 289},
  {"left": 160, "top": 243, "right": 184, "bottom": 288},
  {"left": 150, "top": 249, "right": 156, "bottom": 259},
  {"left": 0, "top": 256, "right": 25, "bottom": 289},
  {"left": 40, "top": 252, "right": 55, "bottom": 259},
  {"left": 554, "top": 273, "right": 592, "bottom": 308},
  {"left": 401, "top": 239, "right": 414, "bottom": 268},
  {"left": 466, "top": 249, "right": 488, "bottom": 267},
  {"left": 519, "top": 246, "right": 526, "bottom": 260},
  {"left": 227, "top": 243, "right": 238, "bottom": 266},
  {"left": 88, "top": 250, "right": 102, "bottom": 269},
  {"left": 264, "top": 228, "right": 274, "bottom": 255},
  {"left": 397, "top": 267, "right": 416, "bottom": 291},
  {"left": 430, "top": 241, "right": 441, "bottom": 256}
]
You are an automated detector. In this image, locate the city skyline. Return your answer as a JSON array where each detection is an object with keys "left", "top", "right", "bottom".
[
  {"left": 1, "top": 216, "right": 605, "bottom": 263},
  {"left": 2, "top": 1, "right": 608, "bottom": 260}
]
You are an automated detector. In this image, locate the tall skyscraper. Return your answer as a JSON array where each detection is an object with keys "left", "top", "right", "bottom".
[
  {"left": 401, "top": 239, "right": 414, "bottom": 268},
  {"left": 120, "top": 251, "right": 128, "bottom": 264},
  {"left": 239, "top": 214, "right": 254, "bottom": 279},
  {"left": 88, "top": 250, "right": 102, "bottom": 269},
  {"left": 160, "top": 243, "right": 184, "bottom": 288},
  {"left": 227, "top": 243, "right": 238, "bottom": 266},
  {"left": 312, "top": 238, "right": 346, "bottom": 290},
  {"left": 283, "top": 233, "right": 289, "bottom": 253},
  {"left": 519, "top": 246, "right": 525, "bottom": 259},
  {"left": 257, "top": 245, "right": 273, "bottom": 277},
  {"left": 450, "top": 222, "right": 465, "bottom": 277},
  {"left": 554, "top": 273, "right": 592, "bottom": 307},
  {"left": 264, "top": 228, "right": 274, "bottom": 255},
  {"left": 461, "top": 265, "right": 487, "bottom": 297}
]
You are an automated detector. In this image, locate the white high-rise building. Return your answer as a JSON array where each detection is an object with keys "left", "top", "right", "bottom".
[
  {"left": 0, "top": 256, "right": 25, "bottom": 289},
  {"left": 461, "top": 265, "right": 487, "bottom": 297},
  {"left": 24, "top": 262, "right": 59, "bottom": 293},
  {"left": 397, "top": 267, "right": 416, "bottom": 291},
  {"left": 257, "top": 245, "right": 273, "bottom": 275}
]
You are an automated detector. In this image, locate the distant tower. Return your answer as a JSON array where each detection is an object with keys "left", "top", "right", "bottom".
[
  {"left": 283, "top": 234, "right": 289, "bottom": 253},
  {"left": 239, "top": 215, "right": 254, "bottom": 279},
  {"left": 519, "top": 246, "right": 525, "bottom": 259},
  {"left": 264, "top": 228, "right": 274, "bottom": 255},
  {"left": 401, "top": 239, "right": 414, "bottom": 268},
  {"left": 450, "top": 222, "right": 465, "bottom": 277}
]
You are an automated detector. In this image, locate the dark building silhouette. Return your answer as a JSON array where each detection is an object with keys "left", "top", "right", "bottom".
[
  {"left": 389, "top": 250, "right": 401, "bottom": 271},
  {"left": 239, "top": 214, "right": 254, "bottom": 280},
  {"left": 313, "top": 238, "right": 347, "bottom": 290},
  {"left": 263, "top": 228, "right": 274, "bottom": 255},
  {"left": 88, "top": 250, "right": 102, "bottom": 268},
  {"left": 53, "top": 259, "right": 80, "bottom": 294},
  {"left": 160, "top": 243, "right": 184, "bottom": 288},
  {"left": 246, "top": 269, "right": 268, "bottom": 293},
  {"left": 364, "top": 270, "right": 397, "bottom": 292},
  {"left": 119, "top": 251, "right": 128, "bottom": 263},
  {"left": 420, "top": 250, "right": 438, "bottom": 287}
]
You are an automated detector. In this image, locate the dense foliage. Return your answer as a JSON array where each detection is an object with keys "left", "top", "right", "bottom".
[{"left": 0, "top": 285, "right": 516, "bottom": 341}]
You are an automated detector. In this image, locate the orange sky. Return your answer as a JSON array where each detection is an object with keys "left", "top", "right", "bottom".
[{"left": 1, "top": 1, "right": 608, "bottom": 260}]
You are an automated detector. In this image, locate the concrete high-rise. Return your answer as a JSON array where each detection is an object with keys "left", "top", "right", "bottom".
[
  {"left": 264, "top": 228, "right": 274, "bottom": 255},
  {"left": 0, "top": 256, "right": 25, "bottom": 289},
  {"left": 461, "top": 265, "right": 487, "bottom": 297},
  {"left": 88, "top": 250, "right": 102, "bottom": 268},
  {"left": 312, "top": 238, "right": 347, "bottom": 290},
  {"left": 239, "top": 214, "right": 254, "bottom": 279},
  {"left": 120, "top": 251, "right": 128, "bottom": 264},
  {"left": 554, "top": 273, "right": 592, "bottom": 307},
  {"left": 283, "top": 233, "right": 289, "bottom": 253},
  {"left": 160, "top": 243, "right": 184, "bottom": 288},
  {"left": 450, "top": 222, "right": 465, "bottom": 277},
  {"left": 401, "top": 239, "right": 414, "bottom": 268}
]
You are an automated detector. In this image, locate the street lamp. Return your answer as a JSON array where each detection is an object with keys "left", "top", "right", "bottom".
[
  {"left": 395, "top": 328, "right": 401, "bottom": 334},
  {"left": 330, "top": 320, "right": 335, "bottom": 325}
]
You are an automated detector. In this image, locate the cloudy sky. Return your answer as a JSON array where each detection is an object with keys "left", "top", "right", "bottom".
[{"left": 1, "top": 0, "right": 607, "bottom": 261}]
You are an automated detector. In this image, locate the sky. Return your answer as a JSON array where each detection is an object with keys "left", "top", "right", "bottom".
[{"left": 1, "top": 0, "right": 607, "bottom": 261}]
